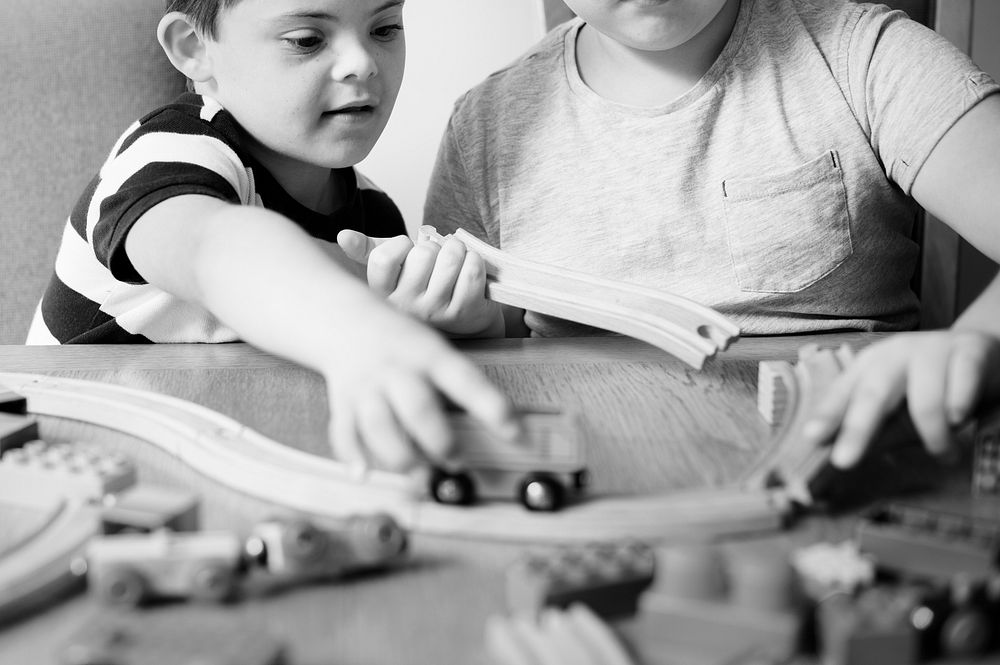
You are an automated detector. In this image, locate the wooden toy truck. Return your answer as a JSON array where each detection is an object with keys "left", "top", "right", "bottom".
[{"left": 429, "top": 409, "right": 587, "bottom": 512}]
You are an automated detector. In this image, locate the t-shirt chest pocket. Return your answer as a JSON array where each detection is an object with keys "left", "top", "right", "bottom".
[{"left": 721, "top": 150, "right": 853, "bottom": 293}]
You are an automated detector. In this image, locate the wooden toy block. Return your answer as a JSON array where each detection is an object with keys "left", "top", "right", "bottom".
[
  {"left": 0, "top": 388, "right": 27, "bottom": 413},
  {"left": 506, "top": 541, "right": 655, "bottom": 619},
  {"left": 485, "top": 605, "right": 635, "bottom": 665},
  {"left": 621, "top": 543, "right": 805, "bottom": 662},
  {"left": 817, "top": 588, "right": 919, "bottom": 665},
  {"left": 85, "top": 530, "right": 246, "bottom": 606},
  {"left": 419, "top": 225, "right": 740, "bottom": 369},
  {"left": 0, "top": 411, "right": 38, "bottom": 454},
  {"left": 431, "top": 408, "right": 588, "bottom": 511},
  {"left": 973, "top": 406, "right": 1000, "bottom": 495},
  {"left": 757, "top": 360, "right": 790, "bottom": 426},
  {"left": 101, "top": 484, "right": 200, "bottom": 534},
  {"left": 244, "top": 512, "right": 407, "bottom": 581},
  {"left": 58, "top": 607, "right": 285, "bottom": 665},
  {"left": 0, "top": 440, "right": 137, "bottom": 502},
  {"left": 856, "top": 502, "right": 1000, "bottom": 581}
]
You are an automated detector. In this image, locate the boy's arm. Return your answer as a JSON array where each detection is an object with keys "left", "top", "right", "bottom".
[
  {"left": 125, "top": 195, "right": 517, "bottom": 471},
  {"left": 803, "top": 94, "right": 1000, "bottom": 467}
]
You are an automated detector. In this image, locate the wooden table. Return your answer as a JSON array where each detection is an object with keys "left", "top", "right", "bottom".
[{"left": 0, "top": 333, "right": 972, "bottom": 665}]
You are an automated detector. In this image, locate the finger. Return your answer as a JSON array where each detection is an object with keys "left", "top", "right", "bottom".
[
  {"left": 801, "top": 369, "right": 858, "bottom": 449},
  {"left": 385, "top": 372, "right": 454, "bottom": 463},
  {"left": 392, "top": 241, "right": 440, "bottom": 301},
  {"left": 906, "top": 344, "right": 952, "bottom": 457},
  {"left": 428, "top": 352, "right": 519, "bottom": 441},
  {"left": 945, "top": 336, "right": 992, "bottom": 426},
  {"left": 367, "top": 235, "right": 414, "bottom": 296},
  {"left": 355, "top": 389, "right": 418, "bottom": 472},
  {"left": 337, "top": 230, "right": 390, "bottom": 265},
  {"left": 329, "top": 396, "right": 370, "bottom": 476},
  {"left": 829, "top": 373, "right": 905, "bottom": 468},
  {"left": 422, "top": 238, "right": 467, "bottom": 311},
  {"left": 446, "top": 249, "right": 489, "bottom": 316}
]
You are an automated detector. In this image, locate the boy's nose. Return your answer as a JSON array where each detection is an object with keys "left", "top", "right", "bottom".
[{"left": 330, "top": 37, "right": 378, "bottom": 81}]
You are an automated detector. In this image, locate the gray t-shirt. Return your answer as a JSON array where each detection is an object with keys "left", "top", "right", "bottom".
[{"left": 424, "top": 0, "right": 998, "bottom": 336}]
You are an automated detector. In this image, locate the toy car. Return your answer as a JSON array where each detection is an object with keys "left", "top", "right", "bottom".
[
  {"left": 244, "top": 512, "right": 407, "bottom": 579},
  {"left": 430, "top": 408, "right": 588, "bottom": 511},
  {"left": 85, "top": 530, "right": 245, "bottom": 606}
]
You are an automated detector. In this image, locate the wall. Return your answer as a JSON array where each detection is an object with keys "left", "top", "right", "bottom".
[{"left": 359, "top": 1, "right": 547, "bottom": 233}]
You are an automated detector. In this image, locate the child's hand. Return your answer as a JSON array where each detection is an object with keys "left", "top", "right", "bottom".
[
  {"left": 338, "top": 230, "right": 504, "bottom": 337},
  {"left": 320, "top": 294, "right": 518, "bottom": 472},
  {"left": 800, "top": 330, "right": 1000, "bottom": 468}
]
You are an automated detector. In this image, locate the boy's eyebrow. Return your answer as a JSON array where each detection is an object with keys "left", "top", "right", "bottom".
[{"left": 278, "top": 0, "right": 404, "bottom": 21}]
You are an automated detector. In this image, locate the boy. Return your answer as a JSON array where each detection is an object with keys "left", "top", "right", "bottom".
[
  {"left": 26, "top": 0, "right": 517, "bottom": 472},
  {"left": 340, "top": 0, "right": 1000, "bottom": 471}
]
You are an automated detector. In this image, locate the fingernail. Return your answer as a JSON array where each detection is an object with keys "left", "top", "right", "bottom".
[
  {"left": 830, "top": 445, "right": 853, "bottom": 469},
  {"left": 947, "top": 408, "right": 968, "bottom": 426},
  {"left": 500, "top": 420, "right": 523, "bottom": 442}
]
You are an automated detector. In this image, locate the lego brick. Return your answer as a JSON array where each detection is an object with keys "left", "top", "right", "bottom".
[
  {"left": 0, "top": 412, "right": 38, "bottom": 454},
  {"left": 817, "top": 588, "right": 919, "bottom": 665},
  {"left": 506, "top": 541, "right": 655, "bottom": 619},
  {"left": 101, "top": 484, "right": 200, "bottom": 534},
  {"left": 856, "top": 503, "right": 1000, "bottom": 581},
  {"left": 0, "top": 389, "right": 27, "bottom": 414},
  {"left": 973, "top": 407, "right": 1000, "bottom": 495},
  {"left": 0, "top": 440, "right": 136, "bottom": 502},
  {"left": 58, "top": 607, "right": 285, "bottom": 665}
]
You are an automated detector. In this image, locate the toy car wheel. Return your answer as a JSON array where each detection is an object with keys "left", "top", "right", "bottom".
[
  {"left": 519, "top": 474, "right": 565, "bottom": 512},
  {"left": 190, "top": 563, "right": 236, "bottom": 603},
  {"left": 348, "top": 513, "right": 408, "bottom": 563},
  {"left": 430, "top": 469, "right": 476, "bottom": 505},
  {"left": 281, "top": 519, "right": 328, "bottom": 564},
  {"left": 96, "top": 567, "right": 147, "bottom": 607}
]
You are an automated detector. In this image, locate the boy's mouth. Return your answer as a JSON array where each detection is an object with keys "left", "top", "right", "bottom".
[{"left": 324, "top": 102, "right": 378, "bottom": 117}]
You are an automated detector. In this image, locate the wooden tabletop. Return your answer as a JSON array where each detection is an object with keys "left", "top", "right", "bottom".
[{"left": 0, "top": 332, "right": 960, "bottom": 665}]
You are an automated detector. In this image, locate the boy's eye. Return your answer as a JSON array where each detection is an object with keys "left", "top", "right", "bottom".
[
  {"left": 282, "top": 31, "right": 325, "bottom": 53},
  {"left": 372, "top": 24, "right": 403, "bottom": 42}
]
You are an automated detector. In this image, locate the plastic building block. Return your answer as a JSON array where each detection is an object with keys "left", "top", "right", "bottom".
[
  {"left": 429, "top": 408, "right": 587, "bottom": 511},
  {"left": 101, "top": 484, "right": 200, "bottom": 534},
  {"left": 791, "top": 541, "right": 876, "bottom": 600},
  {"left": 619, "top": 543, "right": 804, "bottom": 663},
  {"left": 973, "top": 407, "right": 1000, "bottom": 495},
  {"left": 244, "top": 513, "right": 407, "bottom": 580},
  {"left": 0, "top": 412, "right": 38, "bottom": 454},
  {"left": 485, "top": 605, "right": 635, "bottom": 665},
  {"left": 59, "top": 607, "right": 286, "bottom": 665},
  {"left": 85, "top": 530, "right": 246, "bottom": 606},
  {"left": 0, "top": 389, "right": 27, "bottom": 413},
  {"left": 506, "top": 541, "right": 655, "bottom": 619},
  {"left": 817, "top": 587, "right": 919, "bottom": 665},
  {"left": 856, "top": 502, "right": 1000, "bottom": 581},
  {"left": 0, "top": 440, "right": 136, "bottom": 502}
]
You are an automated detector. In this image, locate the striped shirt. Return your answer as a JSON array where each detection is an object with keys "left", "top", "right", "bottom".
[{"left": 27, "top": 93, "right": 405, "bottom": 344}]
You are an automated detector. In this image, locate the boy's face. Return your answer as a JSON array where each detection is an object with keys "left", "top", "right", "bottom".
[
  {"left": 201, "top": 0, "right": 405, "bottom": 171},
  {"left": 563, "top": 0, "right": 731, "bottom": 51}
]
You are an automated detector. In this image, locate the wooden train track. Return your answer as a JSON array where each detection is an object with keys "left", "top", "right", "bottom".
[
  {"left": 418, "top": 227, "right": 740, "bottom": 369},
  {"left": 0, "top": 372, "right": 787, "bottom": 544}
]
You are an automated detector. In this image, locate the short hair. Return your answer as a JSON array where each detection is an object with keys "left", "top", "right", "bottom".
[{"left": 164, "top": 0, "right": 242, "bottom": 39}]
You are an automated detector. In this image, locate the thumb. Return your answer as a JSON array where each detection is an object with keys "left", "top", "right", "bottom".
[{"left": 337, "top": 230, "right": 391, "bottom": 265}]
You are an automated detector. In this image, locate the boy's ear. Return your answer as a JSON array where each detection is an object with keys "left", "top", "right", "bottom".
[{"left": 157, "top": 12, "right": 213, "bottom": 85}]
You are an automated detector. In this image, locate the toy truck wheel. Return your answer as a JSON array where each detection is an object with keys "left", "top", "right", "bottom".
[
  {"left": 281, "top": 519, "right": 328, "bottom": 564},
  {"left": 430, "top": 469, "right": 476, "bottom": 506},
  {"left": 519, "top": 474, "right": 565, "bottom": 512},
  {"left": 189, "top": 564, "right": 237, "bottom": 603},
  {"left": 96, "top": 567, "right": 147, "bottom": 607}
]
